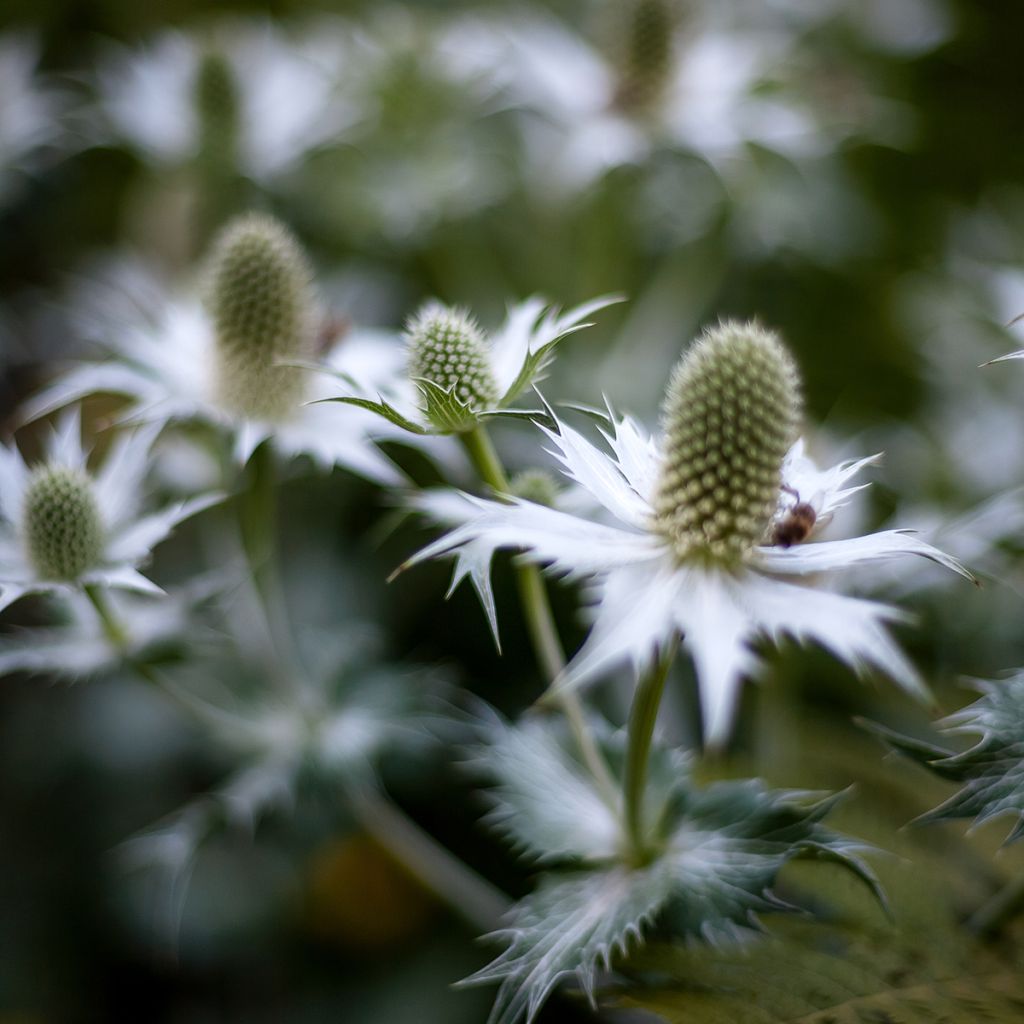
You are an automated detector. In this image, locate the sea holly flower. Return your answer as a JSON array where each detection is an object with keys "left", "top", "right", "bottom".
[
  {"left": 91, "top": 22, "right": 354, "bottom": 187},
  {"left": 0, "top": 33, "right": 75, "bottom": 208},
  {"left": 317, "top": 294, "right": 623, "bottom": 436},
  {"left": 460, "top": 715, "right": 883, "bottom": 1024},
  {"left": 867, "top": 674, "right": 1024, "bottom": 843},
  {"left": 402, "top": 321, "right": 974, "bottom": 744},
  {"left": 22, "top": 216, "right": 417, "bottom": 481},
  {"left": 0, "top": 411, "right": 218, "bottom": 613}
]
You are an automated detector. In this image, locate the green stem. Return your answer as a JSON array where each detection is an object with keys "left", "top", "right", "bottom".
[
  {"left": 237, "top": 440, "right": 298, "bottom": 689},
  {"left": 968, "top": 871, "right": 1024, "bottom": 938},
  {"left": 345, "top": 779, "right": 509, "bottom": 933},
  {"left": 459, "top": 427, "right": 618, "bottom": 806},
  {"left": 622, "top": 639, "right": 678, "bottom": 863}
]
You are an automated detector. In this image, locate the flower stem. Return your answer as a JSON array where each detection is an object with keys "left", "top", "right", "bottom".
[
  {"left": 968, "top": 870, "right": 1024, "bottom": 938},
  {"left": 345, "top": 778, "right": 508, "bottom": 933},
  {"left": 459, "top": 426, "right": 618, "bottom": 806},
  {"left": 622, "top": 639, "right": 677, "bottom": 864},
  {"left": 237, "top": 440, "right": 298, "bottom": 687}
]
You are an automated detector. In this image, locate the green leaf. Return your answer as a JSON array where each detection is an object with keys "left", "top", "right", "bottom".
[
  {"left": 314, "top": 394, "right": 427, "bottom": 434},
  {"left": 864, "top": 674, "right": 1024, "bottom": 842},
  {"left": 465, "top": 718, "right": 882, "bottom": 1024},
  {"left": 616, "top": 836, "right": 1024, "bottom": 1024},
  {"left": 412, "top": 377, "right": 479, "bottom": 433}
]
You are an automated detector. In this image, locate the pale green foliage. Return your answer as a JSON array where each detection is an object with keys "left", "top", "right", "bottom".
[
  {"left": 868, "top": 675, "right": 1024, "bottom": 842},
  {"left": 463, "top": 719, "right": 881, "bottom": 1024},
  {"left": 406, "top": 302, "right": 498, "bottom": 429},
  {"left": 23, "top": 465, "right": 104, "bottom": 580},
  {"left": 654, "top": 320, "right": 802, "bottom": 565},
  {"left": 205, "top": 212, "right": 314, "bottom": 421}
]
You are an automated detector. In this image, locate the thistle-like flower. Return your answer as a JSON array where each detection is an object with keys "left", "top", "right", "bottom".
[
  {"left": 92, "top": 22, "right": 355, "bottom": 186},
  {"left": 22, "top": 219, "right": 420, "bottom": 481},
  {"left": 0, "top": 411, "right": 218, "bottom": 613},
  {"left": 318, "top": 294, "right": 622, "bottom": 436},
  {"left": 403, "top": 320, "right": 974, "bottom": 744}
]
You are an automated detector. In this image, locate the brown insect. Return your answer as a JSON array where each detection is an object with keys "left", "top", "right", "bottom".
[{"left": 771, "top": 485, "right": 817, "bottom": 548}]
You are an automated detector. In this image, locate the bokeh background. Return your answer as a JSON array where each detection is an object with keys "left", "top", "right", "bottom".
[{"left": 2, "top": 0, "right": 1024, "bottom": 1021}]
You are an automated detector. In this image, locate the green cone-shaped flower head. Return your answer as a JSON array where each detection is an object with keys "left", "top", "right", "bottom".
[
  {"left": 194, "top": 50, "right": 239, "bottom": 164},
  {"left": 509, "top": 468, "right": 560, "bottom": 508},
  {"left": 23, "top": 465, "right": 104, "bottom": 580},
  {"left": 615, "top": 0, "right": 676, "bottom": 113},
  {"left": 205, "top": 212, "right": 314, "bottom": 422},
  {"left": 654, "top": 321, "right": 802, "bottom": 566},
  {"left": 406, "top": 302, "right": 498, "bottom": 428}
]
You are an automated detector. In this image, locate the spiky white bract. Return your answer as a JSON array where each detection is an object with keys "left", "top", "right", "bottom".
[
  {"left": 404, "top": 406, "right": 973, "bottom": 745},
  {"left": 0, "top": 33, "right": 74, "bottom": 206},
  {"left": 462, "top": 717, "right": 882, "bottom": 1024},
  {"left": 319, "top": 293, "right": 623, "bottom": 436},
  {"left": 0, "top": 411, "right": 219, "bottom": 614},
  {"left": 21, "top": 255, "right": 419, "bottom": 482}
]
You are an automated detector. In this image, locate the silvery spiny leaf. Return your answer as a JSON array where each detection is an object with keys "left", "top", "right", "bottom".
[
  {"left": 865, "top": 673, "right": 1024, "bottom": 842},
  {"left": 463, "top": 717, "right": 883, "bottom": 1024}
]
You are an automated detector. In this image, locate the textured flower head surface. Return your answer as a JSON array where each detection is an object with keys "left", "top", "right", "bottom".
[
  {"left": 403, "top": 320, "right": 974, "bottom": 744},
  {"left": 318, "top": 293, "right": 623, "bottom": 436},
  {"left": 91, "top": 21, "right": 355, "bottom": 184},
  {"left": 0, "top": 411, "right": 218, "bottom": 613},
  {"left": 21, "top": 234, "right": 425, "bottom": 482}
]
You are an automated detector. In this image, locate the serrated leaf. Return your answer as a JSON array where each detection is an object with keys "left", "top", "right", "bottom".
[
  {"left": 314, "top": 394, "right": 428, "bottom": 434},
  {"left": 412, "top": 377, "right": 480, "bottom": 433},
  {"left": 478, "top": 408, "right": 556, "bottom": 429},
  {"left": 472, "top": 717, "right": 621, "bottom": 863},
  {"left": 464, "top": 718, "right": 882, "bottom": 1024},
  {"left": 865, "top": 674, "right": 1024, "bottom": 842}
]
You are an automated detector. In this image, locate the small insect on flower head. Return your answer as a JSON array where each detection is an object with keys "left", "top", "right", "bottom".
[
  {"left": 654, "top": 320, "right": 802, "bottom": 566},
  {"left": 23, "top": 464, "right": 104, "bottom": 580},
  {"left": 205, "top": 211, "right": 315, "bottom": 423}
]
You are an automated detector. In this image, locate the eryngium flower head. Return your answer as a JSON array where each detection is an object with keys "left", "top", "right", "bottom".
[
  {"left": 406, "top": 302, "right": 498, "bottom": 428},
  {"left": 23, "top": 465, "right": 104, "bottom": 580},
  {"left": 205, "top": 212, "right": 314, "bottom": 422},
  {"left": 654, "top": 321, "right": 801, "bottom": 566},
  {"left": 0, "top": 412, "right": 220, "bottom": 613},
  {"left": 615, "top": 0, "right": 676, "bottom": 113}
]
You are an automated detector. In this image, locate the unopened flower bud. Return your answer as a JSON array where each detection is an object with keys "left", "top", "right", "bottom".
[{"left": 509, "top": 468, "right": 560, "bottom": 507}]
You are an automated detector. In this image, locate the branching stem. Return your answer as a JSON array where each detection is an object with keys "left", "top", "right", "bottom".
[{"left": 460, "top": 426, "right": 618, "bottom": 807}]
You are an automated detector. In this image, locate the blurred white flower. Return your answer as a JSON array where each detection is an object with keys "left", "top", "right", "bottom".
[
  {"left": 92, "top": 20, "right": 355, "bottom": 184},
  {"left": 404, "top": 408, "right": 972, "bottom": 744},
  {"left": 0, "top": 33, "right": 74, "bottom": 205},
  {"left": 23, "top": 255, "right": 427, "bottom": 481},
  {"left": 0, "top": 411, "right": 218, "bottom": 613},
  {"left": 465, "top": 6, "right": 822, "bottom": 192}
]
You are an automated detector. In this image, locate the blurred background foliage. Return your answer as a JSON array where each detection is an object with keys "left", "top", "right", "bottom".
[{"left": 3, "top": 0, "right": 1024, "bottom": 1021}]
